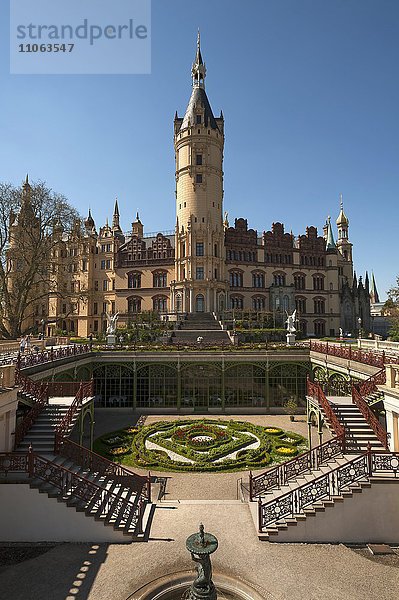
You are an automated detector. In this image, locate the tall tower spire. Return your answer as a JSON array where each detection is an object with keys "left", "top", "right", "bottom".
[
  {"left": 112, "top": 198, "right": 121, "bottom": 232},
  {"left": 370, "top": 272, "right": 380, "bottom": 304},
  {"left": 192, "top": 29, "right": 206, "bottom": 89},
  {"left": 173, "top": 34, "right": 226, "bottom": 314}
]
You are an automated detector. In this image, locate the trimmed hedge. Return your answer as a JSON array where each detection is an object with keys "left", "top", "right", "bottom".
[{"left": 94, "top": 419, "right": 307, "bottom": 473}]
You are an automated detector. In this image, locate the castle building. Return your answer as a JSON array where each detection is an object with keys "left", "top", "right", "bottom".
[{"left": 8, "top": 35, "right": 370, "bottom": 338}]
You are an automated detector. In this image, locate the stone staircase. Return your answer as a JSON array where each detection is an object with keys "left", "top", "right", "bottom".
[
  {"left": 28, "top": 453, "right": 150, "bottom": 540},
  {"left": 4, "top": 379, "right": 152, "bottom": 542},
  {"left": 246, "top": 377, "right": 397, "bottom": 542},
  {"left": 256, "top": 477, "right": 373, "bottom": 542},
  {"left": 17, "top": 402, "right": 73, "bottom": 454},
  {"left": 172, "top": 312, "right": 231, "bottom": 345},
  {"left": 330, "top": 402, "right": 385, "bottom": 451},
  {"left": 365, "top": 389, "right": 385, "bottom": 406}
]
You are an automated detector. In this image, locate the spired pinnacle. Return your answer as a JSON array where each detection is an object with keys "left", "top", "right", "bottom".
[{"left": 192, "top": 29, "right": 206, "bottom": 88}]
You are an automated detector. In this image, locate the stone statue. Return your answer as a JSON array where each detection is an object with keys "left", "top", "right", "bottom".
[
  {"left": 106, "top": 312, "right": 119, "bottom": 335},
  {"left": 339, "top": 327, "right": 343, "bottom": 339},
  {"left": 285, "top": 309, "right": 297, "bottom": 333},
  {"left": 223, "top": 211, "right": 229, "bottom": 229}
]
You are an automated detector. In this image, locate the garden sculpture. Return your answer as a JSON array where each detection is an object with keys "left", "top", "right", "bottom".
[
  {"left": 285, "top": 309, "right": 297, "bottom": 333},
  {"left": 106, "top": 312, "right": 119, "bottom": 335},
  {"left": 186, "top": 523, "right": 218, "bottom": 599}
]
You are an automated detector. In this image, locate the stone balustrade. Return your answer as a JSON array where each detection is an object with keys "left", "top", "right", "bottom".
[
  {"left": 358, "top": 337, "right": 399, "bottom": 353},
  {"left": 0, "top": 364, "right": 16, "bottom": 389},
  {"left": 385, "top": 364, "right": 399, "bottom": 390}
]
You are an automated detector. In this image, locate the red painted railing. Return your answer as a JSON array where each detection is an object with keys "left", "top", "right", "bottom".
[
  {"left": 18, "top": 344, "right": 91, "bottom": 369},
  {"left": 250, "top": 433, "right": 345, "bottom": 499},
  {"left": 307, "top": 378, "right": 346, "bottom": 441},
  {"left": 14, "top": 372, "right": 49, "bottom": 448},
  {"left": 358, "top": 368, "right": 386, "bottom": 399},
  {"left": 53, "top": 379, "right": 95, "bottom": 453},
  {"left": 310, "top": 340, "right": 399, "bottom": 368},
  {"left": 0, "top": 450, "right": 147, "bottom": 536},
  {"left": 47, "top": 381, "right": 84, "bottom": 398},
  {"left": 352, "top": 385, "right": 388, "bottom": 449},
  {"left": 59, "top": 438, "right": 151, "bottom": 501}
]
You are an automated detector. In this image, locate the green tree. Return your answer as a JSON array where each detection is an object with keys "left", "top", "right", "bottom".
[{"left": 384, "top": 277, "right": 399, "bottom": 341}]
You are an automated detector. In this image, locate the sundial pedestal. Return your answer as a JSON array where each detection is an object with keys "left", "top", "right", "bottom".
[{"left": 185, "top": 524, "right": 218, "bottom": 600}]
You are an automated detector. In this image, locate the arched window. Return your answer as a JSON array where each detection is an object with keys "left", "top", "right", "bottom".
[
  {"left": 283, "top": 295, "right": 289, "bottom": 311},
  {"left": 252, "top": 272, "right": 265, "bottom": 288},
  {"left": 273, "top": 273, "right": 286, "bottom": 286},
  {"left": 153, "top": 271, "right": 167, "bottom": 288},
  {"left": 230, "top": 296, "right": 243, "bottom": 309},
  {"left": 196, "top": 294, "right": 205, "bottom": 312},
  {"left": 176, "top": 293, "right": 182, "bottom": 313},
  {"left": 127, "top": 296, "right": 141, "bottom": 313},
  {"left": 229, "top": 270, "right": 243, "bottom": 287},
  {"left": 128, "top": 271, "right": 141, "bottom": 289},
  {"left": 295, "top": 297, "right": 307, "bottom": 314},
  {"left": 312, "top": 275, "right": 325, "bottom": 291},
  {"left": 252, "top": 296, "right": 266, "bottom": 310},
  {"left": 294, "top": 274, "right": 306, "bottom": 290},
  {"left": 313, "top": 298, "right": 325, "bottom": 314},
  {"left": 153, "top": 296, "right": 168, "bottom": 313}
]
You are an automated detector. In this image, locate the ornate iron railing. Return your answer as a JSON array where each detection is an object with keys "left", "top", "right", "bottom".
[
  {"left": 259, "top": 452, "right": 369, "bottom": 529},
  {"left": 18, "top": 344, "right": 91, "bottom": 369},
  {"left": 258, "top": 449, "right": 399, "bottom": 530},
  {"left": 58, "top": 438, "right": 151, "bottom": 501},
  {"left": 357, "top": 368, "right": 386, "bottom": 399},
  {"left": 352, "top": 385, "right": 388, "bottom": 449},
  {"left": 250, "top": 434, "right": 345, "bottom": 499},
  {"left": 47, "top": 381, "right": 84, "bottom": 398},
  {"left": 0, "top": 450, "right": 146, "bottom": 536},
  {"left": 53, "top": 379, "right": 95, "bottom": 453},
  {"left": 14, "top": 372, "right": 49, "bottom": 448},
  {"left": 310, "top": 340, "right": 399, "bottom": 368},
  {"left": 307, "top": 378, "right": 346, "bottom": 440}
]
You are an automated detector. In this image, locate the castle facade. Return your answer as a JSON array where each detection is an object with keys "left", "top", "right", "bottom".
[{"left": 9, "top": 35, "right": 371, "bottom": 338}]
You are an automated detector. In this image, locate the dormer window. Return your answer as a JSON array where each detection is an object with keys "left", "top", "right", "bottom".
[{"left": 196, "top": 115, "right": 202, "bottom": 124}]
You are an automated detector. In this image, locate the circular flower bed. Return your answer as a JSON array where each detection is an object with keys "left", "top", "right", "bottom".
[{"left": 94, "top": 419, "right": 307, "bottom": 473}]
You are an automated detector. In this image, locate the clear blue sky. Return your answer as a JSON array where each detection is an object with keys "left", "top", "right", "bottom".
[{"left": 0, "top": 0, "right": 398, "bottom": 300}]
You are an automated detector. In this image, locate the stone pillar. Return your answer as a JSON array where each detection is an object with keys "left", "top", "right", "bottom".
[{"left": 189, "top": 288, "right": 193, "bottom": 313}]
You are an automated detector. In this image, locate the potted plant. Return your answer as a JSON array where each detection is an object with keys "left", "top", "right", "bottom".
[{"left": 284, "top": 397, "right": 298, "bottom": 422}]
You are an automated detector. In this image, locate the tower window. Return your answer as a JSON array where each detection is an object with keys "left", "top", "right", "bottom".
[
  {"left": 196, "top": 174, "right": 203, "bottom": 184},
  {"left": 196, "top": 154, "right": 203, "bottom": 165},
  {"left": 196, "top": 267, "right": 204, "bottom": 280},
  {"left": 196, "top": 115, "right": 202, "bottom": 124},
  {"left": 196, "top": 242, "right": 204, "bottom": 256}
]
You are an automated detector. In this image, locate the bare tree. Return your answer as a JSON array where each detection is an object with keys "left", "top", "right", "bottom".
[{"left": 0, "top": 178, "right": 80, "bottom": 338}]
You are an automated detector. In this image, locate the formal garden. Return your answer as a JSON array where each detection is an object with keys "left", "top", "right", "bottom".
[{"left": 94, "top": 419, "right": 307, "bottom": 472}]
